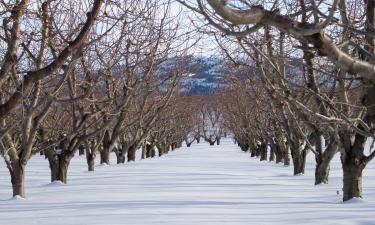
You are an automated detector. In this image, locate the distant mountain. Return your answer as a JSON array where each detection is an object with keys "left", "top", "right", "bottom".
[
  {"left": 157, "top": 55, "right": 228, "bottom": 95},
  {"left": 157, "top": 55, "right": 305, "bottom": 96}
]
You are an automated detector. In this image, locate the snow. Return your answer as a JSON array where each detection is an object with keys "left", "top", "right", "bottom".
[
  {"left": 0, "top": 139, "right": 374, "bottom": 225},
  {"left": 9, "top": 195, "right": 26, "bottom": 201}
]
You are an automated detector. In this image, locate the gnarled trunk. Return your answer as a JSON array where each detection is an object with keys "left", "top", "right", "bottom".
[
  {"left": 48, "top": 155, "right": 71, "bottom": 184},
  {"left": 290, "top": 140, "right": 306, "bottom": 175},
  {"left": 141, "top": 145, "right": 146, "bottom": 159},
  {"left": 79, "top": 145, "right": 85, "bottom": 156},
  {"left": 86, "top": 150, "right": 96, "bottom": 171},
  {"left": 9, "top": 161, "right": 25, "bottom": 198},
  {"left": 342, "top": 159, "right": 364, "bottom": 201},
  {"left": 269, "top": 143, "right": 275, "bottom": 162},
  {"left": 150, "top": 147, "right": 156, "bottom": 157},
  {"left": 315, "top": 140, "right": 337, "bottom": 185},
  {"left": 260, "top": 143, "right": 268, "bottom": 161},
  {"left": 281, "top": 142, "right": 290, "bottom": 166},
  {"left": 275, "top": 144, "right": 283, "bottom": 163},
  {"left": 100, "top": 150, "right": 110, "bottom": 165},
  {"left": 157, "top": 143, "right": 167, "bottom": 156},
  {"left": 117, "top": 154, "right": 125, "bottom": 164},
  {"left": 146, "top": 144, "right": 154, "bottom": 158},
  {"left": 127, "top": 145, "right": 137, "bottom": 162}
]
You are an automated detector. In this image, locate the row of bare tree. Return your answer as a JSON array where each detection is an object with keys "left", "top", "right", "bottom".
[
  {"left": 177, "top": 0, "right": 375, "bottom": 201},
  {"left": 0, "top": 0, "right": 210, "bottom": 198}
]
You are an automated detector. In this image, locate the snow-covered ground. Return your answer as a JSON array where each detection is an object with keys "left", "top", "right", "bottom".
[{"left": 0, "top": 139, "right": 374, "bottom": 225}]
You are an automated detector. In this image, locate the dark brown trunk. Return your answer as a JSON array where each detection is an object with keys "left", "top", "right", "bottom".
[
  {"left": 315, "top": 157, "right": 330, "bottom": 185},
  {"left": 100, "top": 149, "right": 110, "bottom": 165},
  {"left": 255, "top": 145, "right": 261, "bottom": 157},
  {"left": 101, "top": 130, "right": 111, "bottom": 164},
  {"left": 9, "top": 161, "right": 25, "bottom": 198},
  {"left": 49, "top": 156, "right": 59, "bottom": 182},
  {"left": 86, "top": 153, "right": 95, "bottom": 171},
  {"left": 269, "top": 144, "right": 275, "bottom": 162},
  {"left": 115, "top": 146, "right": 127, "bottom": 164},
  {"left": 87, "top": 156, "right": 95, "bottom": 171},
  {"left": 216, "top": 138, "right": 221, "bottom": 145},
  {"left": 127, "top": 145, "right": 137, "bottom": 162},
  {"left": 58, "top": 159, "right": 69, "bottom": 183},
  {"left": 151, "top": 148, "right": 156, "bottom": 157},
  {"left": 342, "top": 160, "right": 364, "bottom": 201},
  {"left": 260, "top": 143, "right": 268, "bottom": 161},
  {"left": 250, "top": 145, "right": 256, "bottom": 157},
  {"left": 49, "top": 155, "right": 71, "bottom": 184},
  {"left": 79, "top": 146, "right": 85, "bottom": 156},
  {"left": 117, "top": 154, "right": 125, "bottom": 164},
  {"left": 292, "top": 155, "right": 303, "bottom": 175},
  {"left": 281, "top": 142, "right": 290, "bottom": 166},
  {"left": 290, "top": 142, "right": 305, "bottom": 175},
  {"left": 301, "top": 147, "right": 309, "bottom": 174},
  {"left": 315, "top": 140, "right": 337, "bottom": 185},
  {"left": 275, "top": 144, "right": 283, "bottom": 163},
  {"left": 146, "top": 145, "right": 154, "bottom": 158},
  {"left": 158, "top": 146, "right": 164, "bottom": 157},
  {"left": 141, "top": 145, "right": 146, "bottom": 159},
  {"left": 283, "top": 153, "right": 290, "bottom": 166}
]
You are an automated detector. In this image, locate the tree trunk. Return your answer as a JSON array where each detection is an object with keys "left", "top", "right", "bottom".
[
  {"left": 9, "top": 161, "right": 25, "bottom": 198},
  {"left": 141, "top": 145, "right": 146, "bottom": 159},
  {"left": 58, "top": 159, "right": 69, "bottom": 184},
  {"left": 315, "top": 140, "right": 337, "bottom": 185},
  {"left": 300, "top": 147, "right": 309, "bottom": 174},
  {"left": 127, "top": 145, "right": 137, "bottom": 162},
  {"left": 283, "top": 151, "right": 290, "bottom": 166},
  {"left": 290, "top": 141, "right": 305, "bottom": 175},
  {"left": 100, "top": 149, "right": 110, "bottom": 165},
  {"left": 158, "top": 145, "right": 164, "bottom": 157},
  {"left": 241, "top": 144, "right": 248, "bottom": 152},
  {"left": 255, "top": 145, "right": 261, "bottom": 157},
  {"left": 187, "top": 143, "right": 192, "bottom": 147},
  {"left": 275, "top": 144, "right": 283, "bottom": 163},
  {"left": 250, "top": 145, "right": 256, "bottom": 157},
  {"left": 151, "top": 148, "right": 156, "bottom": 157},
  {"left": 79, "top": 146, "right": 85, "bottom": 156},
  {"left": 291, "top": 155, "right": 303, "bottom": 175},
  {"left": 281, "top": 142, "right": 290, "bottom": 166},
  {"left": 86, "top": 150, "right": 96, "bottom": 171},
  {"left": 146, "top": 144, "right": 154, "bottom": 158},
  {"left": 269, "top": 143, "right": 275, "bottom": 162},
  {"left": 342, "top": 159, "right": 364, "bottom": 201},
  {"left": 48, "top": 155, "right": 71, "bottom": 184},
  {"left": 216, "top": 138, "right": 221, "bottom": 145},
  {"left": 117, "top": 154, "right": 125, "bottom": 164},
  {"left": 260, "top": 143, "right": 268, "bottom": 161}
]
